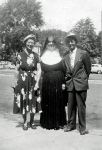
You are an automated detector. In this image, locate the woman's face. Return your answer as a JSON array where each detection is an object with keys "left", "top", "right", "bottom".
[
  {"left": 26, "top": 39, "right": 35, "bottom": 51},
  {"left": 46, "top": 41, "right": 55, "bottom": 51}
]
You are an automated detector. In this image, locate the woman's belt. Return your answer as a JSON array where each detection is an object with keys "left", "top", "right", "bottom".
[{"left": 20, "top": 68, "right": 35, "bottom": 72}]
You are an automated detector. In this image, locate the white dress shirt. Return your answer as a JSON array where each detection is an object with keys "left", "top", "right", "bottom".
[{"left": 70, "top": 48, "right": 77, "bottom": 68}]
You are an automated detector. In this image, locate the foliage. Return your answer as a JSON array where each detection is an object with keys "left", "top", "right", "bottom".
[
  {"left": 69, "top": 18, "right": 98, "bottom": 57},
  {"left": 0, "top": 0, "right": 44, "bottom": 60},
  {"left": 0, "top": 0, "right": 44, "bottom": 30},
  {"left": 9, "top": 26, "right": 35, "bottom": 52},
  {"left": 96, "top": 31, "right": 102, "bottom": 57},
  {"left": 37, "top": 29, "right": 68, "bottom": 54},
  {"left": 39, "top": 29, "right": 67, "bottom": 46}
]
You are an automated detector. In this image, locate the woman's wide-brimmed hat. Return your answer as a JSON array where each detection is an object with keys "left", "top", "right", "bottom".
[
  {"left": 23, "top": 34, "right": 36, "bottom": 43},
  {"left": 65, "top": 33, "right": 80, "bottom": 43}
]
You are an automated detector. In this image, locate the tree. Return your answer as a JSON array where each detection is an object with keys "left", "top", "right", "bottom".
[
  {"left": 39, "top": 29, "right": 67, "bottom": 45},
  {"left": 0, "top": 0, "right": 44, "bottom": 30},
  {"left": 69, "top": 18, "right": 97, "bottom": 56},
  {"left": 37, "top": 29, "right": 68, "bottom": 54},
  {"left": 0, "top": 0, "right": 44, "bottom": 60},
  {"left": 96, "top": 31, "right": 102, "bottom": 57}
]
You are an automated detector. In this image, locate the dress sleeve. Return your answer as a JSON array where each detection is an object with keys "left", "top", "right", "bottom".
[
  {"left": 36, "top": 54, "right": 41, "bottom": 63},
  {"left": 62, "top": 57, "right": 67, "bottom": 76}
]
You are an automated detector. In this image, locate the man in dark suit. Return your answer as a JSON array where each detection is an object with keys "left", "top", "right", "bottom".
[{"left": 63, "top": 33, "right": 91, "bottom": 135}]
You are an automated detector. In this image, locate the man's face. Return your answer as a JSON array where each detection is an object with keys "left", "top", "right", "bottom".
[{"left": 66, "top": 38, "right": 77, "bottom": 52}]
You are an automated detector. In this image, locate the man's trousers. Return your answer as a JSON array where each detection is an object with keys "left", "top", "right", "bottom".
[{"left": 67, "top": 89, "right": 87, "bottom": 132}]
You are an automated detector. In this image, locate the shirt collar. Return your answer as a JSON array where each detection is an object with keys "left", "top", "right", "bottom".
[{"left": 70, "top": 47, "right": 77, "bottom": 55}]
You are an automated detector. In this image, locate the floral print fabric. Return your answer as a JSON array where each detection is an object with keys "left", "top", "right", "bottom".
[{"left": 13, "top": 50, "right": 41, "bottom": 114}]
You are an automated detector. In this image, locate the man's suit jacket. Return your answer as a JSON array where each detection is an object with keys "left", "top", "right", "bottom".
[{"left": 63, "top": 48, "right": 91, "bottom": 91}]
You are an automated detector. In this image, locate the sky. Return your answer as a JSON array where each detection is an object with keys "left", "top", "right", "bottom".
[
  {"left": 38, "top": 0, "right": 102, "bottom": 34},
  {"left": 0, "top": 0, "right": 101, "bottom": 34}
]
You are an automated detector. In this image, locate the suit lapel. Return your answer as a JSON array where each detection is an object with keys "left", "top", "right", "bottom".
[
  {"left": 64, "top": 49, "right": 83, "bottom": 73},
  {"left": 65, "top": 52, "right": 72, "bottom": 72},
  {"left": 74, "top": 49, "right": 82, "bottom": 67}
]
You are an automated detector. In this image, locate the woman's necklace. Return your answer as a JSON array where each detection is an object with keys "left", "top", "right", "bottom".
[
  {"left": 24, "top": 48, "right": 34, "bottom": 65},
  {"left": 24, "top": 48, "right": 32, "bottom": 56}
]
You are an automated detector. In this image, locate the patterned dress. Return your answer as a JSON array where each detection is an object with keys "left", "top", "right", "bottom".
[
  {"left": 13, "top": 50, "right": 41, "bottom": 114},
  {"left": 40, "top": 61, "right": 67, "bottom": 129}
]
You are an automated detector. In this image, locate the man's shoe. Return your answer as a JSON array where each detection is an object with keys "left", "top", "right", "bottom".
[
  {"left": 64, "top": 126, "right": 76, "bottom": 132},
  {"left": 80, "top": 130, "right": 89, "bottom": 135}
]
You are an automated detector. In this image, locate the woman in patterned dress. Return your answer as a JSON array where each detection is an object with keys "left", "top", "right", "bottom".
[
  {"left": 40, "top": 36, "right": 67, "bottom": 130},
  {"left": 13, "top": 34, "right": 41, "bottom": 130}
]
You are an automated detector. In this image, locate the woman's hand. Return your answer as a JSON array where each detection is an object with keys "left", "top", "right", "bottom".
[
  {"left": 34, "top": 82, "right": 39, "bottom": 91},
  {"left": 62, "top": 84, "right": 65, "bottom": 90},
  {"left": 11, "top": 86, "right": 15, "bottom": 92},
  {"left": 37, "top": 96, "right": 41, "bottom": 103}
]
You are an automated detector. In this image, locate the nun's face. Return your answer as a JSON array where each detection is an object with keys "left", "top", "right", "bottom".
[
  {"left": 26, "top": 39, "right": 35, "bottom": 51},
  {"left": 46, "top": 41, "right": 55, "bottom": 51}
]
